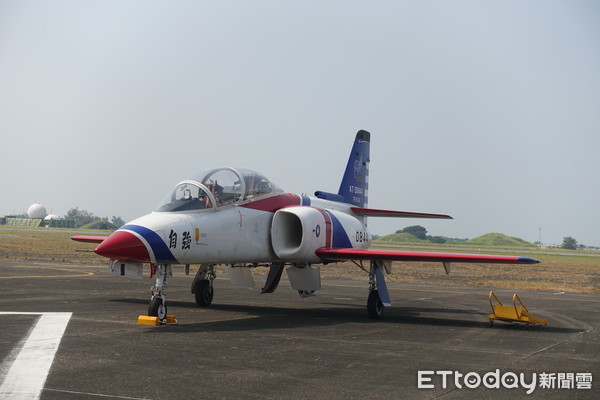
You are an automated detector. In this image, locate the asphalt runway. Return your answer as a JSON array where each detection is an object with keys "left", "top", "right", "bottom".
[{"left": 0, "top": 261, "right": 598, "bottom": 399}]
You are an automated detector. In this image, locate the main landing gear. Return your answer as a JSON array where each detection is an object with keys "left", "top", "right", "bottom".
[
  {"left": 367, "top": 261, "right": 383, "bottom": 319},
  {"left": 191, "top": 264, "right": 215, "bottom": 307},
  {"left": 365, "top": 260, "right": 391, "bottom": 319},
  {"left": 367, "top": 290, "right": 384, "bottom": 319}
]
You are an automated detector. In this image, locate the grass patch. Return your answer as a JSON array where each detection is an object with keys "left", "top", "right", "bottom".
[{"left": 0, "top": 226, "right": 111, "bottom": 265}]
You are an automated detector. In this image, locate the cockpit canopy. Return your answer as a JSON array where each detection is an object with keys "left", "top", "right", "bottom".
[{"left": 156, "top": 167, "right": 283, "bottom": 212}]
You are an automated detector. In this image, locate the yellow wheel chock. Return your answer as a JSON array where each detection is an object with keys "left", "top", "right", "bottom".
[
  {"left": 137, "top": 315, "right": 177, "bottom": 326},
  {"left": 488, "top": 291, "right": 547, "bottom": 328}
]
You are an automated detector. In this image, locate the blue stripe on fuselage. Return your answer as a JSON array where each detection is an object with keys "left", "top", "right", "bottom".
[
  {"left": 301, "top": 196, "right": 311, "bottom": 206},
  {"left": 122, "top": 224, "right": 178, "bottom": 264},
  {"left": 324, "top": 210, "right": 352, "bottom": 249}
]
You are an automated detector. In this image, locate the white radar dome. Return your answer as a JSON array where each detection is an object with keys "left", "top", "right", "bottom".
[
  {"left": 44, "top": 213, "right": 59, "bottom": 221},
  {"left": 27, "top": 203, "right": 47, "bottom": 219}
]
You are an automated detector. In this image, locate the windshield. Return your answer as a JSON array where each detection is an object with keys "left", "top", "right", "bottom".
[{"left": 155, "top": 181, "right": 215, "bottom": 212}]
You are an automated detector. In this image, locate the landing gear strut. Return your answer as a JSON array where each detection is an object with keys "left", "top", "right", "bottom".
[{"left": 191, "top": 264, "right": 215, "bottom": 307}]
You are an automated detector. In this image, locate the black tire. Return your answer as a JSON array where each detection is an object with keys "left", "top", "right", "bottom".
[
  {"left": 148, "top": 297, "right": 167, "bottom": 319},
  {"left": 367, "top": 290, "right": 384, "bottom": 319},
  {"left": 194, "top": 280, "right": 213, "bottom": 307}
]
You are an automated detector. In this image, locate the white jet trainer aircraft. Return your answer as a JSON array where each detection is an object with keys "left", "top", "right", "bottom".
[{"left": 73, "top": 131, "right": 539, "bottom": 319}]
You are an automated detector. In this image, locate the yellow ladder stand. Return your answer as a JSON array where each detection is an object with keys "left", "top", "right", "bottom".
[{"left": 488, "top": 291, "right": 548, "bottom": 328}]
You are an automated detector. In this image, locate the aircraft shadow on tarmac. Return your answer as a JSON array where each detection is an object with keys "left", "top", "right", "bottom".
[{"left": 110, "top": 298, "right": 582, "bottom": 334}]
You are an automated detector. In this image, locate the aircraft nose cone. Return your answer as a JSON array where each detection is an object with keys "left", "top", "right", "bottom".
[{"left": 95, "top": 230, "right": 151, "bottom": 263}]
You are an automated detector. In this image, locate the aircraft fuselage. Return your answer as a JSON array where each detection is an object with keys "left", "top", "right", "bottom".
[{"left": 95, "top": 192, "right": 372, "bottom": 266}]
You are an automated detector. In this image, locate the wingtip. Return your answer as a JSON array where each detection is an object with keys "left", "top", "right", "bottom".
[
  {"left": 70, "top": 235, "right": 107, "bottom": 244},
  {"left": 519, "top": 256, "right": 541, "bottom": 264}
]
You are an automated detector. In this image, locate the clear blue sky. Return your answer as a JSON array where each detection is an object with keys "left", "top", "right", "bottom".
[{"left": 1, "top": 1, "right": 599, "bottom": 246}]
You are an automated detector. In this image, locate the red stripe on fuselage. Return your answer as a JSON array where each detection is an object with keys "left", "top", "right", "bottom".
[
  {"left": 314, "top": 208, "right": 332, "bottom": 248},
  {"left": 240, "top": 193, "right": 302, "bottom": 213}
]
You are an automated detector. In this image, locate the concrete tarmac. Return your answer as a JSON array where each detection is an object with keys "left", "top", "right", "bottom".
[{"left": 0, "top": 261, "right": 598, "bottom": 399}]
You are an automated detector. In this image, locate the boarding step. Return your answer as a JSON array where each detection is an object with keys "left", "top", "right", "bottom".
[{"left": 488, "top": 291, "right": 547, "bottom": 328}]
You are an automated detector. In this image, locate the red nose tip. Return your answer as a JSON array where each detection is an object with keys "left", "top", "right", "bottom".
[{"left": 95, "top": 231, "right": 151, "bottom": 263}]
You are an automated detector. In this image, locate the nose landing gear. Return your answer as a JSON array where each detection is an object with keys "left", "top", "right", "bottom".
[{"left": 139, "top": 264, "right": 177, "bottom": 325}]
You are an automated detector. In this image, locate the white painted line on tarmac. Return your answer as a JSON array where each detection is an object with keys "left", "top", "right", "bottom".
[
  {"left": 44, "top": 388, "right": 151, "bottom": 399},
  {"left": 0, "top": 312, "right": 72, "bottom": 400}
]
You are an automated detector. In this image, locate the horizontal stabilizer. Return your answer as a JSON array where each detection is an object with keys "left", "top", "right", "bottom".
[
  {"left": 70, "top": 236, "right": 107, "bottom": 244},
  {"left": 351, "top": 207, "right": 453, "bottom": 219},
  {"left": 316, "top": 248, "right": 540, "bottom": 264}
]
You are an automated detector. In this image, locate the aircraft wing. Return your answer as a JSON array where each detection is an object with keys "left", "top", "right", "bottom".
[
  {"left": 71, "top": 236, "right": 107, "bottom": 244},
  {"left": 315, "top": 248, "right": 540, "bottom": 264},
  {"left": 351, "top": 207, "right": 453, "bottom": 219}
]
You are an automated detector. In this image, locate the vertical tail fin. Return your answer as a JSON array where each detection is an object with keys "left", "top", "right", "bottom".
[{"left": 338, "top": 130, "right": 370, "bottom": 208}]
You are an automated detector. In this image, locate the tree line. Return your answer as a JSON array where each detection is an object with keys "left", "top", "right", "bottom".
[
  {"left": 395, "top": 225, "right": 467, "bottom": 244},
  {"left": 65, "top": 208, "right": 125, "bottom": 230}
]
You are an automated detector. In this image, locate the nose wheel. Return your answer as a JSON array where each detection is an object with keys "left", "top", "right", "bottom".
[{"left": 148, "top": 296, "right": 167, "bottom": 320}]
